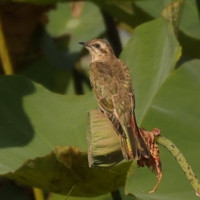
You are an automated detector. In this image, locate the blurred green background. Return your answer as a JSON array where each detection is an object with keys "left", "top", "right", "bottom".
[{"left": 0, "top": 0, "right": 200, "bottom": 200}]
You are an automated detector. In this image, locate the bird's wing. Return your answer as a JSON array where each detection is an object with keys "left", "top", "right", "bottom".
[
  {"left": 89, "top": 61, "right": 134, "bottom": 133},
  {"left": 90, "top": 61, "right": 150, "bottom": 160}
]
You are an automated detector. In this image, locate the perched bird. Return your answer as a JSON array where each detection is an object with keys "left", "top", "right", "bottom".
[{"left": 79, "top": 39, "right": 150, "bottom": 160}]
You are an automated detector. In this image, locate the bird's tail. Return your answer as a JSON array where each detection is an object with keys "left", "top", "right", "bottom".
[{"left": 120, "top": 115, "right": 150, "bottom": 160}]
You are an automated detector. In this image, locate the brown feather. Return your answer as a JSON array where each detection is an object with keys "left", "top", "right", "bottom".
[{"left": 86, "top": 39, "right": 150, "bottom": 160}]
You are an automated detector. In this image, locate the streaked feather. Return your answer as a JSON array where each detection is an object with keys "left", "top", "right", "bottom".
[{"left": 90, "top": 60, "right": 150, "bottom": 160}]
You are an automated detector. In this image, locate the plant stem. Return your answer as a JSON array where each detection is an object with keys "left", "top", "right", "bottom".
[
  {"left": 33, "top": 188, "right": 45, "bottom": 200},
  {"left": 111, "top": 190, "right": 122, "bottom": 200},
  {"left": 196, "top": 0, "right": 200, "bottom": 19},
  {"left": 156, "top": 136, "right": 200, "bottom": 198},
  {"left": 0, "top": 11, "right": 14, "bottom": 75},
  {"left": 101, "top": 10, "right": 122, "bottom": 57}
]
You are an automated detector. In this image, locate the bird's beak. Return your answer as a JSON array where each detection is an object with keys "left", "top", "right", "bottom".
[{"left": 79, "top": 42, "right": 86, "bottom": 46}]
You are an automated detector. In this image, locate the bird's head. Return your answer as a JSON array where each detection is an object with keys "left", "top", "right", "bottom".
[{"left": 79, "top": 39, "right": 115, "bottom": 62}]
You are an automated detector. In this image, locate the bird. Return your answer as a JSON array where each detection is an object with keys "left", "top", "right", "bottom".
[{"left": 79, "top": 39, "right": 150, "bottom": 160}]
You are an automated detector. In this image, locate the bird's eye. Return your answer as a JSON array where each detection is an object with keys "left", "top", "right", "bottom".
[{"left": 93, "top": 43, "right": 101, "bottom": 48}]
